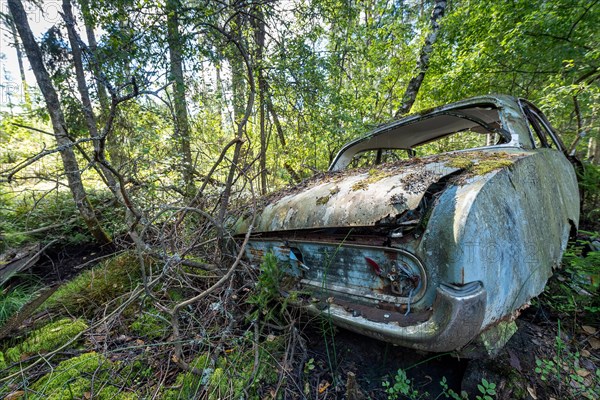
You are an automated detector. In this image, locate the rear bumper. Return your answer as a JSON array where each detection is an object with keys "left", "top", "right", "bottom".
[{"left": 305, "top": 281, "right": 486, "bottom": 352}]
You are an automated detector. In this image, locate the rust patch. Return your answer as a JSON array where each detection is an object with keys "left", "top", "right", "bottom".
[
  {"left": 249, "top": 248, "right": 265, "bottom": 259},
  {"left": 331, "top": 297, "right": 432, "bottom": 325}
]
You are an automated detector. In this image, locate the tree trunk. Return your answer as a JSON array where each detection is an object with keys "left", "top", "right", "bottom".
[
  {"left": 266, "top": 95, "right": 301, "bottom": 183},
  {"left": 395, "top": 0, "right": 447, "bottom": 118},
  {"left": 166, "top": 0, "right": 195, "bottom": 199},
  {"left": 218, "top": 7, "right": 254, "bottom": 228},
  {"left": 62, "top": 0, "right": 121, "bottom": 194},
  {"left": 587, "top": 137, "right": 599, "bottom": 165},
  {"left": 78, "top": 0, "right": 126, "bottom": 169},
  {"left": 78, "top": 0, "right": 108, "bottom": 109},
  {"left": 253, "top": 5, "right": 268, "bottom": 195},
  {"left": 7, "top": 17, "right": 30, "bottom": 107},
  {"left": 8, "top": 0, "right": 111, "bottom": 245}
]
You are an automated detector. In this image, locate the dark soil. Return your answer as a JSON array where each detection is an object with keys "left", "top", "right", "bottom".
[
  {"left": 28, "top": 241, "right": 116, "bottom": 284},
  {"left": 299, "top": 321, "right": 468, "bottom": 399},
  {"left": 294, "top": 302, "right": 598, "bottom": 399}
]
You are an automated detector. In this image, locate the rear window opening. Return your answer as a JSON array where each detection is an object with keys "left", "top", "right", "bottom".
[
  {"left": 331, "top": 104, "right": 511, "bottom": 171},
  {"left": 348, "top": 130, "right": 504, "bottom": 169}
]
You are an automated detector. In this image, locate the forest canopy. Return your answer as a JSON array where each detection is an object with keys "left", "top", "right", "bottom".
[{"left": 1, "top": 1, "right": 598, "bottom": 213}]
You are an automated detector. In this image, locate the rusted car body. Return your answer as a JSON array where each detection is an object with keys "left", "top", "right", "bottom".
[{"left": 235, "top": 95, "right": 579, "bottom": 355}]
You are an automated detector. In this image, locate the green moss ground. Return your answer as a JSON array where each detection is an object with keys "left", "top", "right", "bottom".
[
  {"left": 44, "top": 252, "right": 143, "bottom": 317},
  {"left": 2, "top": 318, "right": 87, "bottom": 365},
  {"left": 30, "top": 352, "right": 137, "bottom": 400}
]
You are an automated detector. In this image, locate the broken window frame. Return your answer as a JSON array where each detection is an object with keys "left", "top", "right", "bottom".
[{"left": 519, "top": 99, "right": 567, "bottom": 152}]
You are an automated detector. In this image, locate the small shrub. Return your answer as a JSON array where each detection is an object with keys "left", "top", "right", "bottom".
[
  {"left": 539, "top": 232, "right": 600, "bottom": 317},
  {"left": 382, "top": 368, "right": 423, "bottom": 399},
  {"left": 535, "top": 329, "right": 599, "bottom": 400},
  {"left": 475, "top": 378, "right": 497, "bottom": 400},
  {"left": 247, "top": 252, "right": 284, "bottom": 322}
]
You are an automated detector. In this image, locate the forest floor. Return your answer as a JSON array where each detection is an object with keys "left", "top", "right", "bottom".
[{"left": 0, "top": 238, "right": 598, "bottom": 400}]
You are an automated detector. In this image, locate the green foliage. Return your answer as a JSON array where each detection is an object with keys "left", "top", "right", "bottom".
[
  {"left": 3, "top": 318, "right": 87, "bottom": 364},
  {"left": 382, "top": 371, "right": 497, "bottom": 400},
  {"left": 247, "top": 252, "right": 284, "bottom": 322},
  {"left": 30, "top": 352, "right": 137, "bottom": 400},
  {"left": 540, "top": 232, "right": 600, "bottom": 316},
  {"left": 475, "top": 378, "right": 497, "bottom": 400},
  {"left": 579, "top": 162, "right": 600, "bottom": 226},
  {"left": 535, "top": 328, "right": 600, "bottom": 399},
  {"left": 0, "top": 189, "right": 125, "bottom": 248},
  {"left": 563, "top": 234, "right": 600, "bottom": 289},
  {"left": 382, "top": 368, "right": 423, "bottom": 399},
  {"left": 2, "top": 0, "right": 599, "bottom": 397},
  {"left": 439, "top": 376, "right": 465, "bottom": 400},
  {"left": 44, "top": 252, "right": 143, "bottom": 317}
]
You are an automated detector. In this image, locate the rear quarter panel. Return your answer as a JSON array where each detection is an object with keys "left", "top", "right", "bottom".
[{"left": 419, "top": 149, "right": 579, "bottom": 328}]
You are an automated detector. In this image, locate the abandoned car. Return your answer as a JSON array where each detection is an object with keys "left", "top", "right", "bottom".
[{"left": 235, "top": 95, "right": 580, "bottom": 355}]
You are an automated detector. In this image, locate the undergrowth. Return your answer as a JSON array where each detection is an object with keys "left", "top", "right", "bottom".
[
  {"left": 247, "top": 251, "right": 285, "bottom": 322},
  {"left": 534, "top": 323, "right": 600, "bottom": 399},
  {"left": 538, "top": 231, "right": 600, "bottom": 319},
  {"left": 163, "top": 334, "right": 285, "bottom": 400},
  {"left": 381, "top": 368, "right": 497, "bottom": 400},
  {"left": 43, "top": 252, "right": 143, "bottom": 317},
  {"left": 0, "top": 279, "right": 40, "bottom": 326},
  {"left": 1, "top": 189, "right": 125, "bottom": 248}
]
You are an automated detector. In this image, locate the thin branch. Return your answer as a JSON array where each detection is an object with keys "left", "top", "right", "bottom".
[
  {"left": 2, "top": 137, "right": 95, "bottom": 181},
  {"left": 10, "top": 122, "right": 55, "bottom": 136},
  {"left": 567, "top": 0, "right": 599, "bottom": 40}
]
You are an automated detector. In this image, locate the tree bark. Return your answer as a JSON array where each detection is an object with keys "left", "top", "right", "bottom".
[
  {"left": 217, "top": 6, "right": 254, "bottom": 229},
  {"left": 8, "top": 0, "right": 111, "bottom": 245},
  {"left": 7, "top": 17, "right": 30, "bottom": 107},
  {"left": 253, "top": 5, "right": 268, "bottom": 194},
  {"left": 77, "top": 0, "right": 108, "bottom": 109},
  {"left": 62, "top": 0, "right": 121, "bottom": 195},
  {"left": 78, "top": 0, "right": 126, "bottom": 169},
  {"left": 166, "top": 0, "right": 195, "bottom": 198},
  {"left": 587, "top": 137, "right": 599, "bottom": 165},
  {"left": 395, "top": 0, "right": 447, "bottom": 118}
]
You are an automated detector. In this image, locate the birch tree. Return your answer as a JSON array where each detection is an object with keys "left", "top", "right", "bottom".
[{"left": 395, "top": 0, "right": 447, "bottom": 117}]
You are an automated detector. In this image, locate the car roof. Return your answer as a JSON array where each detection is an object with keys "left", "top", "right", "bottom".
[{"left": 329, "top": 95, "right": 522, "bottom": 171}]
